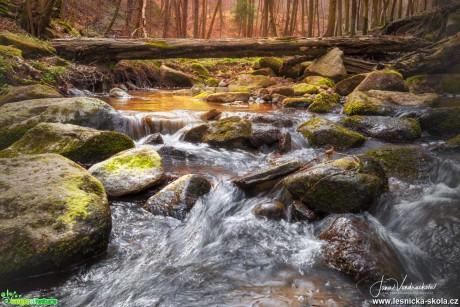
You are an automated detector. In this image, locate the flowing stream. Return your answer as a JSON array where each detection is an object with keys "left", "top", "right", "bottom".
[{"left": 10, "top": 91, "right": 460, "bottom": 306}]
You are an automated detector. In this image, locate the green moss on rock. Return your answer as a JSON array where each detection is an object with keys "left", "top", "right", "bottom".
[
  {"left": 191, "top": 63, "right": 211, "bottom": 78},
  {"left": 205, "top": 77, "right": 219, "bottom": 87},
  {"left": 0, "top": 31, "right": 55, "bottom": 58},
  {"left": 259, "top": 57, "right": 283, "bottom": 75},
  {"left": 308, "top": 92, "right": 340, "bottom": 113},
  {"left": 0, "top": 45, "right": 22, "bottom": 58},
  {"left": 292, "top": 83, "right": 319, "bottom": 95},
  {"left": 202, "top": 116, "right": 252, "bottom": 147},
  {"left": 297, "top": 118, "right": 367, "bottom": 149},
  {"left": 441, "top": 78, "right": 460, "bottom": 94},
  {"left": 0, "top": 84, "right": 62, "bottom": 106},
  {"left": 282, "top": 97, "right": 314, "bottom": 108}
]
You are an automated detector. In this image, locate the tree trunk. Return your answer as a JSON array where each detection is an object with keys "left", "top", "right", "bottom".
[
  {"left": 23, "top": 0, "right": 58, "bottom": 37},
  {"left": 350, "top": 0, "right": 357, "bottom": 35},
  {"left": 308, "top": 0, "right": 314, "bottom": 36},
  {"left": 345, "top": 0, "right": 350, "bottom": 34},
  {"left": 193, "top": 0, "right": 199, "bottom": 38},
  {"left": 53, "top": 36, "right": 431, "bottom": 63},
  {"left": 324, "top": 0, "right": 337, "bottom": 37},
  {"left": 206, "top": 0, "right": 221, "bottom": 39},
  {"left": 104, "top": 0, "right": 123, "bottom": 36},
  {"left": 362, "top": 0, "right": 369, "bottom": 34}
]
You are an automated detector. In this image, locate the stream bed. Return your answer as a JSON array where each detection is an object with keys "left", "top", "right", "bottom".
[{"left": 10, "top": 91, "right": 460, "bottom": 306}]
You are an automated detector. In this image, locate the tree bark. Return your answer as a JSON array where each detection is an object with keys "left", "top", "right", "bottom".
[
  {"left": 23, "top": 0, "right": 58, "bottom": 37},
  {"left": 104, "top": 0, "right": 123, "bottom": 36},
  {"left": 53, "top": 36, "right": 431, "bottom": 63},
  {"left": 324, "top": 0, "right": 337, "bottom": 37}
]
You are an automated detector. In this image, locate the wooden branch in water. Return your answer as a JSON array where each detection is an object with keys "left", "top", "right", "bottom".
[{"left": 52, "top": 36, "right": 430, "bottom": 63}]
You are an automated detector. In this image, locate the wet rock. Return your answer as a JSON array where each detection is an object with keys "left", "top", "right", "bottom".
[
  {"left": 205, "top": 77, "right": 219, "bottom": 87},
  {"left": 405, "top": 75, "right": 442, "bottom": 94},
  {"left": 0, "top": 154, "right": 111, "bottom": 281},
  {"left": 0, "top": 84, "right": 62, "bottom": 106},
  {"left": 303, "top": 76, "right": 336, "bottom": 89},
  {"left": 364, "top": 145, "right": 435, "bottom": 179},
  {"left": 183, "top": 124, "right": 209, "bottom": 143},
  {"left": 344, "top": 90, "right": 440, "bottom": 116},
  {"left": 305, "top": 48, "right": 347, "bottom": 82},
  {"left": 144, "top": 174, "right": 211, "bottom": 220},
  {"left": 202, "top": 116, "right": 252, "bottom": 147},
  {"left": 109, "top": 87, "right": 131, "bottom": 98},
  {"left": 206, "top": 92, "right": 250, "bottom": 103},
  {"left": 68, "top": 88, "right": 93, "bottom": 97},
  {"left": 249, "top": 126, "right": 282, "bottom": 148},
  {"left": 271, "top": 94, "right": 287, "bottom": 104},
  {"left": 253, "top": 201, "right": 287, "bottom": 220},
  {"left": 318, "top": 215, "right": 404, "bottom": 281},
  {"left": 250, "top": 67, "right": 276, "bottom": 77},
  {"left": 308, "top": 92, "right": 341, "bottom": 113},
  {"left": 291, "top": 83, "right": 319, "bottom": 95},
  {"left": 418, "top": 107, "right": 460, "bottom": 136},
  {"left": 157, "top": 146, "right": 195, "bottom": 160},
  {"left": 283, "top": 63, "right": 303, "bottom": 79},
  {"left": 200, "top": 109, "right": 222, "bottom": 121},
  {"left": 228, "top": 74, "right": 277, "bottom": 92},
  {"left": 0, "top": 123, "right": 135, "bottom": 164},
  {"left": 278, "top": 132, "right": 292, "bottom": 154},
  {"left": 160, "top": 65, "right": 196, "bottom": 87},
  {"left": 291, "top": 201, "right": 318, "bottom": 221},
  {"left": 343, "top": 115, "right": 421, "bottom": 142},
  {"left": 232, "top": 161, "right": 302, "bottom": 188},
  {"left": 0, "top": 31, "right": 56, "bottom": 58},
  {"left": 336, "top": 74, "right": 367, "bottom": 96},
  {"left": 284, "top": 157, "right": 387, "bottom": 214},
  {"left": 259, "top": 57, "right": 283, "bottom": 75},
  {"left": 89, "top": 146, "right": 165, "bottom": 197},
  {"left": 446, "top": 134, "right": 460, "bottom": 149},
  {"left": 282, "top": 97, "right": 314, "bottom": 108},
  {"left": 269, "top": 86, "right": 295, "bottom": 96},
  {"left": 297, "top": 118, "right": 367, "bottom": 149},
  {"left": 355, "top": 69, "right": 408, "bottom": 92},
  {"left": 143, "top": 133, "right": 164, "bottom": 145},
  {"left": 247, "top": 114, "right": 293, "bottom": 127},
  {"left": 0, "top": 97, "right": 126, "bottom": 150}
]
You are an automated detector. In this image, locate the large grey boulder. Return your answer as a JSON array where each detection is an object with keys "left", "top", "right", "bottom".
[
  {"left": 0, "top": 97, "right": 126, "bottom": 150},
  {"left": 0, "top": 123, "right": 135, "bottom": 164},
  {"left": 89, "top": 146, "right": 165, "bottom": 197},
  {"left": 144, "top": 174, "right": 212, "bottom": 220},
  {"left": 355, "top": 70, "right": 408, "bottom": 92},
  {"left": 283, "top": 157, "right": 387, "bottom": 214},
  {"left": 305, "top": 48, "right": 347, "bottom": 82},
  {"left": 0, "top": 84, "right": 62, "bottom": 106},
  {"left": 0, "top": 154, "right": 111, "bottom": 281}
]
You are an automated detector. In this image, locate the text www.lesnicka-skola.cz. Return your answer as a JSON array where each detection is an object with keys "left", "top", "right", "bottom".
[{"left": 372, "top": 298, "right": 459, "bottom": 305}]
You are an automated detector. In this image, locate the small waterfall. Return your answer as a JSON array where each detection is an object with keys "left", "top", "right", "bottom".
[{"left": 121, "top": 111, "right": 200, "bottom": 140}]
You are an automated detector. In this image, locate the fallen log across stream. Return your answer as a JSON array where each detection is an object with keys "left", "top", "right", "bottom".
[{"left": 52, "top": 36, "right": 431, "bottom": 63}]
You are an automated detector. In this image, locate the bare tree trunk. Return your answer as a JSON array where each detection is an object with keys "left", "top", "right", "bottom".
[
  {"left": 337, "top": 0, "right": 343, "bottom": 36},
  {"left": 371, "top": 0, "right": 378, "bottom": 29},
  {"left": 308, "top": 0, "right": 314, "bottom": 36},
  {"left": 362, "top": 0, "right": 369, "bottom": 34},
  {"left": 200, "top": 0, "right": 207, "bottom": 38},
  {"left": 193, "top": 0, "right": 199, "bottom": 38},
  {"left": 283, "top": 0, "right": 292, "bottom": 36},
  {"left": 206, "top": 0, "right": 221, "bottom": 38},
  {"left": 104, "top": 0, "right": 123, "bottom": 36},
  {"left": 324, "top": 0, "right": 337, "bottom": 36},
  {"left": 269, "top": 0, "right": 277, "bottom": 36},
  {"left": 345, "top": 0, "right": 350, "bottom": 33},
  {"left": 350, "top": 0, "right": 357, "bottom": 35},
  {"left": 24, "top": 0, "right": 58, "bottom": 37}
]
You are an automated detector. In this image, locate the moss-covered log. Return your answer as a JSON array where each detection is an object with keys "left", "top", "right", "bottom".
[{"left": 51, "top": 36, "right": 430, "bottom": 63}]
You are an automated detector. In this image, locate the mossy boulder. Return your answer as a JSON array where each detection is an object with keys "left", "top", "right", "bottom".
[
  {"left": 405, "top": 75, "right": 442, "bottom": 94},
  {"left": 202, "top": 116, "right": 252, "bottom": 147},
  {"left": 308, "top": 92, "right": 341, "bottom": 113},
  {"left": 318, "top": 215, "right": 404, "bottom": 281},
  {"left": 232, "top": 161, "right": 302, "bottom": 188},
  {"left": 228, "top": 74, "right": 277, "bottom": 92},
  {"left": 89, "top": 146, "right": 165, "bottom": 197},
  {"left": 269, "top": 86, "right": 295, "bottom": 96},
  {"left": 0, "top": 31, "right": 55, "bottom": 58},
  {"left": 355, "top": 69, "right": 408, "bottom": 92},
  {"left": 205, "top": 77, "right": 219, "bottom": 87},
  {"left": 144, "top": 174, "right": 212, "bottom": 220},
  {"left": 0, "top": 123, "right": 134, "bottom": 163},
  {"left": 291, "top": 83, "right": 319, "bottom": 95},
  {"left": 282, "top": 97, "right": 314, "bottom": 108},
  {"left": 0, "top": 84, "right": 62, "bottom": 106},
  {"left": 343, "top": 116, "right": 421, "bottom": 142},
  {"left": 160, "top": 65, "right": 197, "bottom": 87},
  {"left": 419, "top": 107, "right": 460, "bottom": 136},
  {"left": 364, "top": 145, "right": 434, "bottom": 179},
  {"left": 250, "top": 67, "right": 276, "bottom": 77},
  {"left": 336, "top": 74, "right": 367, "bottom": 96},
  {"left": 0, "top": 154, "right": 111, "bottom": 281},
  {"left": 191, "top": 63, "right": 211, "bottom": 78},
  {"left": 446, "top": 134, "right": 460, "bottom": 149},
  {"left": 283, "top": 157, "right": 387, "bottom": 214},
  {"left": 0, "top": 97, "right": 125, "bottom": 150},
  {"left": 259, "top": 57, "right": 283, "bottom": 75},
  {"left": 305, "top": 48, "right": 347, "bottom": 82},
  {"left": 183, "top": 124, "right": 210, "bottom": 143},
  {"left": 0, "top": 45, "right": 22, "bottom": 58},
  {"left": 441, "top": 77, "right": 460, "bottom": 94},
  {"left": 253, "top": 201, "right": 287, "bottom": 220},
  {"left": 304, "top": 76, "right": 336, "bottom": 88},
  {"left": 206, "top": 92, "right": 250, "bottom": 103},
  {"left": 344, "top": 90, "right": 440, "bottom": 116},
  {"left": 297, "top": 118, "right": 367, "bottom": 149}
]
